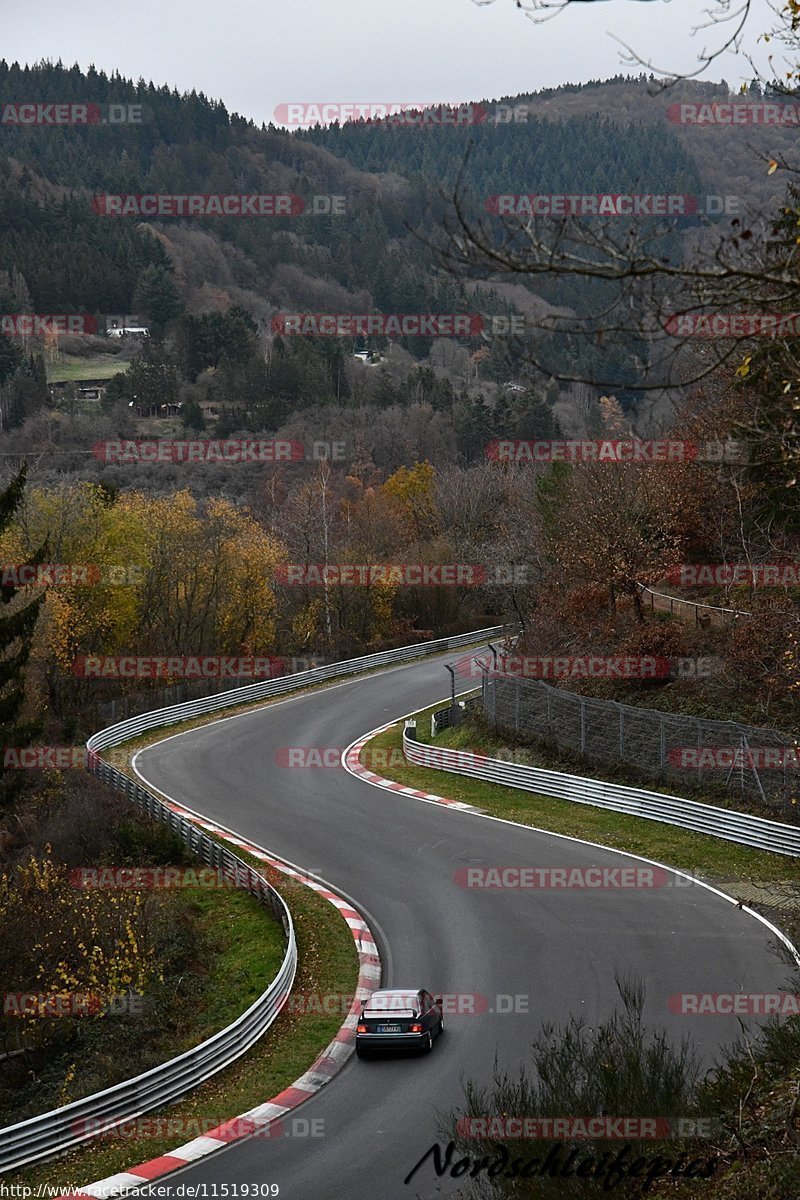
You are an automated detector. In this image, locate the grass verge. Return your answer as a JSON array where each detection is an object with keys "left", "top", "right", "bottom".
[{"left": 8, "top": 842, "right": 358, "bottom": 1191}]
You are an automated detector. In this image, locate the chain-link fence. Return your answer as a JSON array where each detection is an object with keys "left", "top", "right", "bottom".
[{"left": 481, "top": 671, "right": 800, "bottom": 817}]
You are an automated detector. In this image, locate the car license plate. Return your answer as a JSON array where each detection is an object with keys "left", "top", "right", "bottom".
[{"left": 377, "top": 1024, "right": 401, "bottom": 1033}]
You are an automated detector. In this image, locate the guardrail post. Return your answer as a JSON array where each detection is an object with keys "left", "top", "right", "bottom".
[{"left": 445, "top": 663, "right": 457, "bottom": 724}]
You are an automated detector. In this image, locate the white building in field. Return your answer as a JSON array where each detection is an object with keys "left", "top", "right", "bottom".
[{"left": 106, "top": 314, "right": 149, "bottom": 337}]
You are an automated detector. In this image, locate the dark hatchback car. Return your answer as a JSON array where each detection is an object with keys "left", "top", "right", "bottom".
[{"left": 356, "top": 988, "right": 444, "bottom": 1056}]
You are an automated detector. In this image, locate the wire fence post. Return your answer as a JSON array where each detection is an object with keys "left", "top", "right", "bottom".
[{"left": 580, "top": 697, "right": 586, "bottom": 754}]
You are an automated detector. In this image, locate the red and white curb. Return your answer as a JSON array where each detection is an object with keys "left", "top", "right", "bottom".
[
  {"left": 344, "top": 722, "right": 479, "bottom": 812},
  {"left": 56, "top": 801, "right": 381, "bottom": 1200}
]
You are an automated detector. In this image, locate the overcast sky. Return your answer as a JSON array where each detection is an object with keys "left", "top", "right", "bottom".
[{"left": 4, "top": 0, "right": 779, "bottom": 126}]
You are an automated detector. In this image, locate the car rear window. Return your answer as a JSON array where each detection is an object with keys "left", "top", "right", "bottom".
[{"left": 364, "top": 994, "right": 418, "bottom": 1014}]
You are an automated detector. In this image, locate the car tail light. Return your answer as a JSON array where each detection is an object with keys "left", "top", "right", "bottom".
[
  {"left": 409, "top": 1023, "right": 423, "bottom": 1032},
  {"left": 357, "top": 1023, "right": 368, "bottom": 1033}
]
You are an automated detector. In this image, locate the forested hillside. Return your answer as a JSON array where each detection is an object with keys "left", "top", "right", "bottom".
[{"left": 2, "top": 62, "right": 782, "bottom": 451}]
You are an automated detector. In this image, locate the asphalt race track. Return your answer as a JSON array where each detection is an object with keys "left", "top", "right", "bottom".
[{"left": 130, "top": 651, "right": 792, "bottom": 1200}]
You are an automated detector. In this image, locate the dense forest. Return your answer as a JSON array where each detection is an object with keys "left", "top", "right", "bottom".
[{"left": 1, "top": 61, "right": 787, "bottom": 446}]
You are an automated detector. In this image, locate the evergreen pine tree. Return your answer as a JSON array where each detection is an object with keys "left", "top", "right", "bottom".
[{"left": 0, "top": 465, "right": 45, "bottom": 809}]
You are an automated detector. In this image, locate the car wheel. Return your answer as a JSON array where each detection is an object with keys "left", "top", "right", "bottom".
[
  {"left": 356, "top": 1044, "right": 368, "bottom": 1059},
  {"left": 438, "top": 1016, "right": 444, "bottom": 1036},
  {"left": 422, "top": 1031, "right": 433, "bottom": 1054}
]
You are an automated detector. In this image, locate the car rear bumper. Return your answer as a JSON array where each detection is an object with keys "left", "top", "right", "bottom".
[{"left": 356, "top": 1031, "right": 429, "bottom": 1050}]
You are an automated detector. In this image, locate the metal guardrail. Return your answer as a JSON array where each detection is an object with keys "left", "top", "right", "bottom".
[
  {"left": 86, "top": 626, "right": 507, "bottom": 750},
  {"left": 637, "top": 583, "right": 751, "bottom": 625},
  {"left": 1, "top": 625, "right": 505, "bottom": 1173},
  {"left": 0, "top": 760, "right": 296, "bottom": 1174},
  {"left": 404, "top": 724, "right": 800, "bottom": 858}
]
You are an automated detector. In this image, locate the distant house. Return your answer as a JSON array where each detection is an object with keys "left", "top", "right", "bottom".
[
  {"left": 107, "top": 326, "right": 149, "bottom": 339},
  {"left": 106, "top": 314, "right": 149, "bottom": 338},
  {"left": 503, "top": 381, "right": 526, "bottom": 394},
  {"left": 49, "top": 379, "right": 108, "bottom": 403}
]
